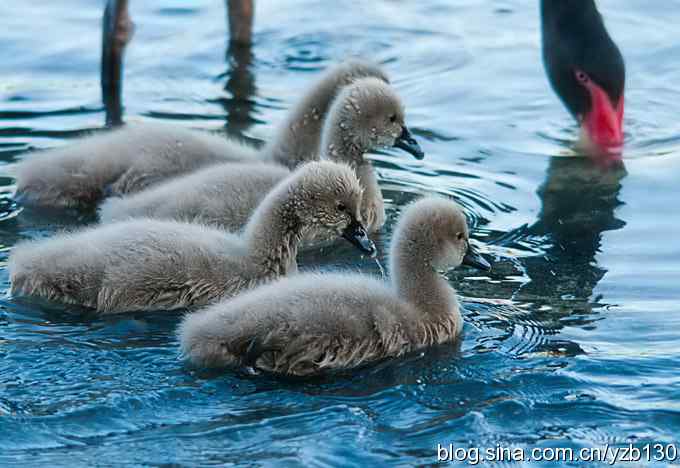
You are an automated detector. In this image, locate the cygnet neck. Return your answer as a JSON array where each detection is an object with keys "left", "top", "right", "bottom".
[
  {"left": 321, "top": 98, "right": 369, "bottom": 167},
  {"left": 266, "top": 63, "right": 380, "bottom": 169},
  {"left": 389, "top": 226, "right": 459, "bottom": 320},
  {"left": 243, "top": 180, "right": 304, "bottom": 276}
]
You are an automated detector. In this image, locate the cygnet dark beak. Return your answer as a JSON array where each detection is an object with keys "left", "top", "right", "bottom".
[
  {"left": 341, "top": 219, "right": 377, "bottom": 257},
  {"left": 463, "top": 242, "right": 491, "bottom": 271},
  {"left": 393, "top": 126, "right": 425, "bottom": 160}
]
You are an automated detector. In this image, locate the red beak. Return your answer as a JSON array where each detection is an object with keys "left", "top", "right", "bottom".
[{"left": 579, "top": 78, "right": 624, "bottom": 168}]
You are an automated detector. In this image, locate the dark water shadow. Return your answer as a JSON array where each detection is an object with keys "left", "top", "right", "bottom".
[
  {"left": 190, "top": 337, "right": 465, "bottom": 396},
  {"left": 4, "top": 296, "right": 184, "bottom": 347}
]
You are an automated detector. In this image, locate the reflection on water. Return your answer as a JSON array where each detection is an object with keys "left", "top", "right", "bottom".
[
  {"left": 220, "top": 43, "right": 259, "bottom": 142},
  {"left": 468, "top": 158, "right": 628, "bottom": 360},
  {"left": 525, "top": 158, "right": 627, "bottom": 310},
  {"left": 2, "top": 0, "right": 680, "bottom": 466}
]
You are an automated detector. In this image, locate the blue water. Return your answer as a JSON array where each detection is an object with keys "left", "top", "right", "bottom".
[{"left": 2, "top": 0, "right": 680, "bottom": 466}]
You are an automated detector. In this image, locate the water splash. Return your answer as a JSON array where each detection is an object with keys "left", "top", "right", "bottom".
[{"left": 374, "top": 258, "right": 387, "bottom": 279}]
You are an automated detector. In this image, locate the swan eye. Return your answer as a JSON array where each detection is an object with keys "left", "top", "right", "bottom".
[
  {"left": 337, "top": 203, "right": 346, "bottom": 212},
  {"left": 456, "top": 232, "right": 464, "bottom": 241},
  {"left": 575, "top": 70, "right": 590, "bottom": 85},
  {"left": 389, "top": 114, "right": 397, "bottom": 123}
]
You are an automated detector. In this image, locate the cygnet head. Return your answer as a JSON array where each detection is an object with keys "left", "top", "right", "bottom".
[
  {"left": 391, "top": 198, "right": 491, "bottom": 273},
  {"left": 324, "top": 77, "right": 424, "bottom": 162},
  {"left": 289, "top": 161, "right": 376, "bottom": 256}
]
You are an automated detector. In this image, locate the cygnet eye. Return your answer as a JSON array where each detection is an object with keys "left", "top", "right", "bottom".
[
  {"left": 389, "top": 114, "right": 397, "bottom": 123},
  {"left": 456, "top": 232, "right": 464, "bottom": 241},
  {"left": 337, "top": 202, "right": 346, "bottom": 212}
]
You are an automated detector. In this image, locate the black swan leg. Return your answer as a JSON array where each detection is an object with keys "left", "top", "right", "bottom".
[
  {"left": 101, "top": 0, "right": 134, "bottom": 127},
  {"left": 227, "top": 0, "right": 254, "bottom": 45}
]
